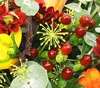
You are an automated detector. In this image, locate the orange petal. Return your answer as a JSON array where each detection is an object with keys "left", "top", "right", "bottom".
[
  {"left": 55, "top": 0, "right": 68, "bottom": 12},
  {"left": 43, "top": 0, "right": 58, "bottom": 9},
  {"left": 87, "top": 68, "right": 100, "bottom": 80},
  {"left": 78, "top": 77, "right": 87, "bottom": 86}
]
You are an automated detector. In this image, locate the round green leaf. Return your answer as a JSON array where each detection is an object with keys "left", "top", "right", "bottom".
[
  {"left": 10, "top": 61, "right": 49, "bottom": 88},
  {"left": 14, "top": 0, "right": 24, "bottom": 6},
  {"left": 95, "top": 27, "right": 100, "bottom": 33},
  {"left": 84, "top": 32, "right": 97, "bottom": 47},
  {"left": 65, "top": 3, "right": 82, "bottom": 12},
  {"left": 46, "top": 81, "right": 52, "bottom": 88},
  {"left": 21, "top": 1, "right": 39, "bottom": 16}
]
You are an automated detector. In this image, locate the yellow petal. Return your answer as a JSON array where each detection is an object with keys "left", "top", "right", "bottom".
[
  {"left": 14, "top": 26, "right": 22, "bottom": 47},
  {"left": 0, "top": 58, "right": 18, "bottom": 70}
]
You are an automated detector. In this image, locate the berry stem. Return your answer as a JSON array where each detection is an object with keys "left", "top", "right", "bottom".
[
  {"left": 35, "top": 44, "right": 47, "bottom": 62},
  {"left": 67, "top": 59, "right": 76, "bottom": 62},
  {"left": 78, "top": 2, "right": 82, "bottom": 9},
  {"left": 87, "top": 48, "right": 93, "bottom": 55},
  {"left": 88, "top": 1, "right": 93, "bottom": 13},
  {"left": 91, "top": 4, "right": 99, "bottom": 18}
]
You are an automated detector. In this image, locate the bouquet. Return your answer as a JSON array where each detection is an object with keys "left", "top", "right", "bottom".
[{"left": 0, "top": 0, "right": 100, "bottom": 88}]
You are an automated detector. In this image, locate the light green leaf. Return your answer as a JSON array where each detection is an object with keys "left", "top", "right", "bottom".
[
  {"left": 21, "top": 1, "right": 39, "bottom": 16},
  {"left": 95, "top": 27, "right": 100, "bottom": 33},
  {"left": 74, "top": 9, "right": 90, "bottom": 19},
  {"left": 14, "top": 0, "right": 24, "bottom": 6},
  {"left": 46, "top": 81, "right": 52, "bottom": 88},
  {"left": 84, "top": 32, "right": 97, "bottom": 47},
  {"left": 65, "top": 3, "right": 82, "bottom": 12},
  {"left": 10, "top": 61, "right": 49, "bottom": 88}
]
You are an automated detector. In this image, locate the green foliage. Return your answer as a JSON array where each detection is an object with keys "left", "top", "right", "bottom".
[
  {"left": 14, "top": 0, "right": 39, "bottom": 16},
  {"left": 10, "top": 61, "right": 51, "bottom": 88},
  {"left": 84, "top": 32, "right": 97, "bottom": 47}
]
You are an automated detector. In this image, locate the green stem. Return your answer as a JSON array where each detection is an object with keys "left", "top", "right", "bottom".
[
  {"left": 87, "top": 48, "right": 93, "bottom": 55},
  {"left": 67, "top": 59, "right": 76, "bottom": 62},
  {"left": 78, "top": 2, "right": 82, "bottom": 9},
  {"left": 88, "top": 1, "right": 93, "bottom": 13},
  {"left": 91, "top": 5, "right": 99, "bottom": 18},
  {"left": 35, "top": 44, "right": 47, "bottom": 62}
]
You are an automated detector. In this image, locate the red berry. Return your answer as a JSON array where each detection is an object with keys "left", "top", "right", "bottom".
[
  {"left": 61, "top": 13, "right": 71, "bottom": 25},
  {"left": 80, "top": 15, "right": 91, "bottom": 27},
  {"left": 48, "top": 49, "right": 58, "bottom": 60},
  {"left": 80, "top": 55, "right": 92, "bottom": 66},
  {"left": 62, "top": 67, "right": 73, "bottom": 80},
  {"left": 61, "top": 42, "right": 72, "bottom": 55},
  {"left": 30, "top": 47, "right": 39, "bottom": 58},
  {"left": 89, "top": 18, "right": 96, "bottom": 29},
  {"left": 75, "top": 26, "right": 86, "bottom": 38},
  {"left": 42, "top": 60, "right": 53, "bottom": 72}
]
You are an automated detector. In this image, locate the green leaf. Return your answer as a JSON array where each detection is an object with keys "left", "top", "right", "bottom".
[
  {"left": 74, "top": 84, "right": 85, "bottom": 88},
  {"left": 65, "top": 3, "right": 82, "bottom": 12},
  {"left": 21, "top": 1, "right": 39, "bottom": 16},
  {"left": 81, "top": 41, "right": 91, "bottom": 56},
  {"left": 95, "top": 27, "right": 100, "bottom": 33},
  {"left": 14, "top": 0, "right": 24, "bottom": 6},
  {"left": 10, "top": 61, "right": 49, "bottom": 88},
  {"left": 46, "top": 81, "right": 52, "bottom": 88},
  {"left": 84, "top": 32, "right": 97, "bottom": 47},
  {"left": 51, "top": 82, "right": 58, "bottom": 88},
  {"left": 74, "top": 9, "right": 90, "bottom": 19},
  {"left": 65, "top": 78, "right": 77, "bottom": 88}
]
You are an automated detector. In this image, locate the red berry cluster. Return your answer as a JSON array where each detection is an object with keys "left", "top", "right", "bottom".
[
  {"left": 75, "top": 15, "right": 95, "bottom": 38},
  {"left": 41, "top": 42, "right": 73, "bottom": 80}
]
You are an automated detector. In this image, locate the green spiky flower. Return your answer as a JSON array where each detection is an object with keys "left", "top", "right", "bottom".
[
  {"left": 10, "top": 59, "right": 31, "bottom": 82},
  {"left": 37, "top": 19, "right": 68, "bottom": 50}
]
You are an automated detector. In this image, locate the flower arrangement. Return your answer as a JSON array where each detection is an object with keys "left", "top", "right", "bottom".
[{"left": 0, "top": 0, "right": 100, "bottom": 88}]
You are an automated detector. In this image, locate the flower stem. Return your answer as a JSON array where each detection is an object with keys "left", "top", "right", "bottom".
[
  {"left": 87, "top": 48, "right": 93, "bottom": 55},
  {"left": 91, "top": 5, "right": 99, "bottom": 18},
  {"left": 35, "top": 44, "right": 47, "bottom": 62},
  {"left": 78, "top": 2, "right": 82, "bottom": 9},
  {"left": 67, "top": 59, "right": 76, "bottom": 62}
]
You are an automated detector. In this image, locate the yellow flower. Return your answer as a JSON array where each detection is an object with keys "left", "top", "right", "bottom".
[
  {"left": 0, "top": 26, "right": 22, "bottom": 70},
  {"left": 43, "top": 0, "right": 68, "bottom": 12},
  {"left": 78, "top": 68, "right": 100, "bottom": 88}
]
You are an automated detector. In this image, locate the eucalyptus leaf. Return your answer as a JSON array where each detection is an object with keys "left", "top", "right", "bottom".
[
  {"left": 95, "top": 27, "right": 100, "bottom": 33},
  {"left": 46, "top": 81, "right": 52, "bottom": 88},
  {"left": 10, "top": 61, "right": 49, "bottom": 88},
  {"left": 21, "top": 1, "right": 39, "bottom": 16},
  {"left": 84, "top": 32, "right": 97, "bottom": 47},
  {"left": 74, "top": 9, "right": 90, "bottom": 19},
  {"left": 65, "top": 3, "right": 82, "bottom": 12},
  {"left": 14, "top": 0, "right": 24, "bottom": 6}
]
